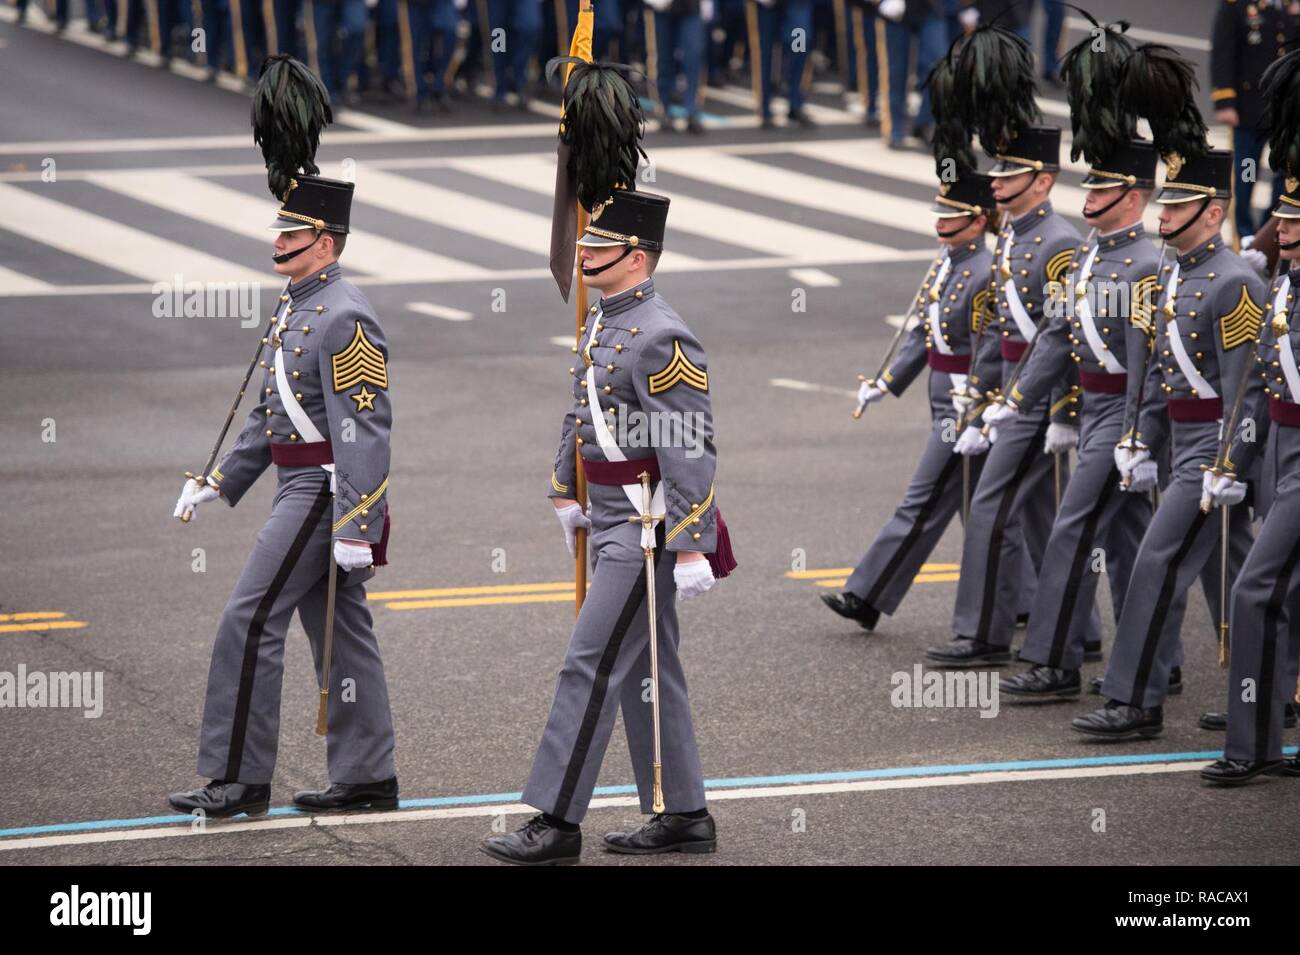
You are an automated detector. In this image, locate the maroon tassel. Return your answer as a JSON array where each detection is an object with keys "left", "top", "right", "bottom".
[
  {"left": 706, "top": 509, "right": 736, "bottom": 579},
  {"left": 371, "top": 511, "right": 391, "bottom": 567}
]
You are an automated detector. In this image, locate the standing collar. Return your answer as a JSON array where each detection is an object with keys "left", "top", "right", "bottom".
[
  {"left": 1176, "top": 234, "right": 1224, "bottom": 269},
  {"left": 288, "top": 261, "right": 343, "bottom": 301},
  {"left": 1097, "top": 222, "right": 1146, "bottom": 250},
  {"left": 598, "top": 277, "right": 655, "bottom": 318},
  {"left": 948, "top": 240, "right": 986, "bottom": 265},
  {"left": 1011, "top": 200, "right": 1054, "bottom": 234}
]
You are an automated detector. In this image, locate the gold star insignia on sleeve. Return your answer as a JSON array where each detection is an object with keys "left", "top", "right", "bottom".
[{"left": 350, "top": 385, "right": 378, "bottom": 411}]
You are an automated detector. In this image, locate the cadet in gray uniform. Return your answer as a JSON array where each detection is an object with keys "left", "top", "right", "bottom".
[
  {"left": 482, "top": 190, "right": 734, "bottom": 865},
  {"left": 822, "top": 172, "right": 1008, "bottom": 632},
  {"left": 168, "top": 57, "right": 398, "bottom": 817},
  {"left": 1000, "top": 131, "right": 1165, "bottom": 696},
  {"left": 1075, "top": 148, "right": 1264, "bottom": 739},
  {"left": 927, "top": 125, "right": 1091, "bottom": 667}
]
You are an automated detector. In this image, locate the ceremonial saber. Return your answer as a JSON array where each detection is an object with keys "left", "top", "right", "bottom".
[
  {"left": 179, "top": 309, "right": 280, "bottom": 522},
  {"left": 853, "top": 250, "right": 942, "bottom": 418},
  {"left": 1121, "top": 241, "right": 1167, "bottom": 491},
  {"left": 316, "top": 545, "right": 339, "bottom": 735},
  {"left": 1054, "top": 452, "right": 1062, "bottom": 512},
  {"left": 1218, "top": 504, "right": 1229, "bottom": 670},
  {"left": 628, "top": 471, "right": 666, "bottom": 813}
]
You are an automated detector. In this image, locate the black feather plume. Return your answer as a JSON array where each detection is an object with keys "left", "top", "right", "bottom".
[
  {"left": 926, "top": 40, "right": 977, "bottom": 179},
  {"left": 251, "top": 54, "right": 333, "bottom": 201},
  {"left": 1261, "top": 46, "right": 1300, "bottom": 177},
  {"left": 1117, "top": 43, "right": 1208, "bottom": 162},
  {"left": 547, "top": 57, "right": 647, "bottom": 213},
  {"left": 1059, "top": 10, "right": 1135, "bottom": 164},
  {"left": 944, "top": 25, "right": 1041, "bottom": 159}
]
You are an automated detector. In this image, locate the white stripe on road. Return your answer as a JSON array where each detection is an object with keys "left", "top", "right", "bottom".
[
  {"left": 0, "top": 759, "right": 1203, "bottom": 854},
  {"left": 0, "top": 263, "right": 54, "bottom": 294},
  {"left": 1064, "top": 16, "right": 1210, "bottom": 53},
  {"left": 771, "top": 378, "right": 858, "bottom": 398},
  {"left": 787, "top": 268, "right": 841, "bottom": 287},
  {"left": 84, "top": 170, "right": 492, "bottom": 283},
  {"left": 407, "top": 301, "right": 473, "bottom": 321},
  {"left": 0, "top": 182, "right": 266, "bottom": 285}
]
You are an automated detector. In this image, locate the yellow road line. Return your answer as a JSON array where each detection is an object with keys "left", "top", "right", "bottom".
[
  {"left": 369, "top": 581, "right": 576, "bottom": 601},
  {"left": 0, "top": 621, "right": 87, "bottom": 634},
  {"left": 0, "top": 611, "right": 67, "bottom": 622},
  {"left": 785, "top": 564, "right": 958, "bottom": 580},
  {"left": 385, "top": 593, "right": 575, "bottom": 610},
  {"left": 813, "top": 573, "right": 959, "bottom": 588}
]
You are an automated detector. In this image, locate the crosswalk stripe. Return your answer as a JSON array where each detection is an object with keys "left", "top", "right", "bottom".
[
  {"left": 453, "top": 154, "right": 896, "bottom": 261},
  {"left": 0, "top": 263, "right": 53, "bottom": 294},
  {"left": 356, "top": 167, "right": 555, "bottom": 256},
  {"left": 85, "top": 171, "right": 492, "bottom": 283},
  {"left": 0, "top": 182, "right": 265, "bottom": 286},
  {"left": 651, "top": 147, "right": 939, "bottom": 237}
]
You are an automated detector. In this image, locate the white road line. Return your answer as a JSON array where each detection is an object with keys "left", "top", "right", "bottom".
[
  {"left": 332, "top": 107, "right": 424, "bottom": 136},
  {"left": 771, "top": 378, "right": 857, "bottom": 397},
  {"left": 454, "top": 153, "right": 896, "bottom": 260},
  {"left": 85, "top": 170, "right": 492, "bottom": 283},
  {"left": 0, "top": 182, "right": 265, "bottom": 285},
  {"left": 355, "top": 166, "right": 554, "bottom": 255},
  {"left": 0, "top": 264, "right": 55, "bottom": 295},
  {"left": 652, "top": 148, "right": 939, "bottom": 237},
  {"left": 0, "top": 759, "right": 1203, "bottom": 854},
  {"left": 788, "top": 268, "right": 841, "bottom": 287},
  {"left": 1064, "top": 15, "right": 1210, "bottom": 53},
  {"left": 407, "top": 301, "right": 473, "bottom": 321}
]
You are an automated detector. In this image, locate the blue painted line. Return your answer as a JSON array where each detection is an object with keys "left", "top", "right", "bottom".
[
  {"left": 635, "top": 95, "right": 729, "bottom": 124},
  {"left": 2, "top": 747, "right": 1293, "bottom": 841}
]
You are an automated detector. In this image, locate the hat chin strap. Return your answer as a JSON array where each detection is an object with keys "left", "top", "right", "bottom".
[
  {"left": 998, "top": 171, "right": 1040, "bottom": 205},
  {"left": 580, "top": 244, "right": 635, "bottom": 277},
  {"left": 1280, "top": 235, "right": 1300, "bottom": 252},
  {"left": 936, "top": 215, "right": 974, "bottom": 239},
  {"left": 272, "top": 229, "right": 322, "bottom": 265},
  {"left": 1160, "top": 196, "right": 1213, "bottom": 244},
  {"left": 1082, "top": 186, "right": 1131, "bottom": 220}
]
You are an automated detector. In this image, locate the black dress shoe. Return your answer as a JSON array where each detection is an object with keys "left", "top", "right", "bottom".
[
  {"left": 603, "top": 812, "right": 717, "bottom": 855},
  {"left": 292, "top": 777, "right": 398, "bottom": 812},
  {"left": 1278, "top": 754, "right": 1300, "bottom": 777},
  {"left": 925, "top": 637, "right": 1011, "bottom": 667},
  {"left": 820, "top": 592, "right": 880, "bottom": 630},
  {"left": 167, "top": 780, "right": 270, "bottom": 818},
  {"left": 1089, "top": 667, "right": 1181, "bottom": 696},
  {"left": 480, "top": 814, "right": 581, "bottom": 866},
  {"left": 1072, "top": 700, "right": 1163, "bottom": 739},
  {"left": 1083, "top": 640, "right": 1102, "bottom": 662},
  {"left": 1000, "top": 665, "right": 1081, "bottom": 702},
  {"left": 685, "top": 115, "right": 705, "bottom": 135},
  {"left": 1200, "top": 758, "right": 1283, "bottom": 785},
  {"left": 788, "top": 107, "right": 817, "bottom": 128},
  {"left": 1200, "top": 703, "right": 1296, "bottom": 731}
]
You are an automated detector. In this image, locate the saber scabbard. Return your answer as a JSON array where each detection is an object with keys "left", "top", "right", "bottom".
[
  {"left": 316, "top": 537, "right": 339, "bottom": 736},
  {"left": 628, "top": 471, "right": 666, "bottom": 812}
]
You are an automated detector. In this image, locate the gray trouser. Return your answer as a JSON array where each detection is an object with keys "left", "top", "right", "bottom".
[
  {"left": 1101, "top": 419, "right": 1255, "bottom": 709},
  {"left": 951, "top": 392, "right": 1098, "bottom": 647},
  {"left": 197, "top": 467, "right": 397, "bottom": 785},
  {"left": 1019, "top": 393, "right": 1157, "bottom": 670},
  {"left": 1225, "top": 424, "right": 1300, "bottom": 761},
  {"left": 522, "top": 480, "right": 706, "bottom": 825}
]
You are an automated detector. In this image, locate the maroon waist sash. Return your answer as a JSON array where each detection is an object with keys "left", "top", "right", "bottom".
[
  {"left": 927, "top": 351, "right": 971, "bottom": 374},
  {"left": 579, "top": 456, "right": 736, "bottom": 579},
  {"left": 1078, "top": 369, "right": 1128, "bottom": 394},
  {"left": 1167, "top": 397, "right": 1224, "bottom": 422},
  {"left": 1001, "top": 339, "right": 1028, "bottom": 362},
  {"left": 1270, "top": 395, "right": 1300, "bottom": 427},
  {"left": 270, "top": 440, "right": 334, "bottom": 466}
]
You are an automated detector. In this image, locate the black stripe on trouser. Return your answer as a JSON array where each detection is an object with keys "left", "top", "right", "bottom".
[
  {"left": 865, "top": 451, "right": 963, "bottom": 609},
  {"left": 975, "top": 418, "right": 1049, "bottom": 643},
  {"left": 553, "top": 524, "right": 666, "bottom": 820},
  {"left": 1046, "top": 468, "right": 1119, "bottom": 667},
  {"left": 1127, "top": 508, "right": 1209, "bottom": 707},
  {"left": 224, "top": 480, "right": 332, "bottom": 782},
  {"left": 1253, "top": 534, "right": 1300, "bottom": 758}
]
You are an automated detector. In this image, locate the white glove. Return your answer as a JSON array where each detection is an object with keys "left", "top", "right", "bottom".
[
  {"left": 174, "top": 477, "right": 219, "bottom": 519},
  {"left": 554, "top": 501, "right": 592, "bottom": 558},
  {"left": 857, "top": 379, "right": 889, "bottom": 406},
  {"left": 674, "top": 557, "right": 715, "bottom": 600},
  {"left": 334, "top": 539, "right": 373, "bottom": 571},
  {"left": 1044, "top": 422, "right": 1079, "bottom": 455},
  {"left": 453, "top": 0, "right": 468, "bottom": 9},
  {"left": 1202, "top": 471, "right": 1247, "bottom": 509},
  {"left": 644, "top": 0, "right": 673, "bottom": 10},
  {"left": 700, "top": 0, "right": 714, "bottom": 19},
  {"left": 1125, "top": 460, "right": 1159, "bottom": 494},
  {"left": 953, "top": 425, "right": 991, "bottom": 456},
  {"left": 1242, "top": 247, "right": 1269, "bottom": 278},
  {"left": 958, "top": 6, "right": 979, "bottom": 28},
  {"left": 982, "top": 399, "right": 1018, "bottom": 427},
  {"left": 1113, "top": 442, "right": 1151, "bottom": 481},
  {"left": 878, "top": 0, "right": 905, "bottom": 21}
]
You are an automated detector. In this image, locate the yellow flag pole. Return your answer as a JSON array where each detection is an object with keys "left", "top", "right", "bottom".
[{"left": 569, "top": 0, "right": 594, "bottom": 615}]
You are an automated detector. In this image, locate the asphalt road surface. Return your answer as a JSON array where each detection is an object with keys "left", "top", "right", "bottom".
[{"left": 1, "top": 0, "right": 1296, "bottom": 867}]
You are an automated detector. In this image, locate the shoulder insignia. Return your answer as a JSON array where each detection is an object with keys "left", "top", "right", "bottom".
[
  {"left": 971, "top": 288, "right": 993, "bottom": 333},
  {"left": 332, "top": 321, "right": 388, "bottom": 393},
  {"left": 647, "top": 339, "right": 708, "bottom": 395},
  {"left": 1046, "top": 248, "right": 1075, "bottom": 285},
  {"left": 1131, "top": 274, "right": 1158, "bottom": 336},
  {"left": 1220, "top": 285, "right": 1264, "bottom": 350}
]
